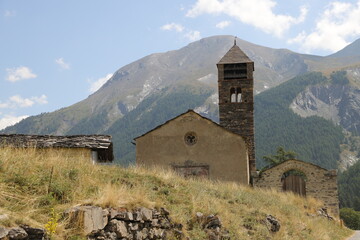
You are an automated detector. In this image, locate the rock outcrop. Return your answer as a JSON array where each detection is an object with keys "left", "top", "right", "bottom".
[
  {"left": 290, "top": 84, "right": 360, "bottom": 135},
  {"left": 0, "top": 225, "right": 47, "bottom": 240},
  {"left": 85, "top": 207, "right": 181, "bottom": 240}
]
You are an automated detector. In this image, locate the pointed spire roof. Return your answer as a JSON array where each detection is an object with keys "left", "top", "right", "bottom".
[{"left": 217, "top": 42, "right": 253, "bottom": 64}]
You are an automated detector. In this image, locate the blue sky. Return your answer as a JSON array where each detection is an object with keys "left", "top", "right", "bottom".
[{"left": 1, "top": 0, "right": 360, "bottom": 130}]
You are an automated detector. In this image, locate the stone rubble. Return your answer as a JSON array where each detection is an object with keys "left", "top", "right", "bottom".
[
  {"left": 0, "top": 206, "right": 293, "bottom": 239},
  {"left": 317, "top": 208, "right": 334, "bottom": 220},
  {"left": 0, "top": 225, "right": 48, "bottom": 240},
  {"left": 262, "top": 215, "right": 280, "bottom": 232},
  {"left": 188, "top": 212, "right": 230, "bottom": 240},
  {"left": 85, "top": 207, "right": 182, "bottom": 240}
]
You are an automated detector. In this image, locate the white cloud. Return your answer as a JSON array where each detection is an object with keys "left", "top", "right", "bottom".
[
  {"left": 160, "top": 22, "right": 201, "bottom": 42},
  {"left": 186, "top": 0, "right": 308, "bottom": 37},
  {"left": 0, "top": 115, "right": 28, "bottom": 130},
  {"left": 185, "top": 30, "right": 201, "bottom": 41},
  {"left": 9, "top": 95, "right": 34, "bottom": 108},
  {"left": 31, "top": 95, "right": 48, "bottom": 105},
  {"left": 161, "top": 23, "right": 185, "bottom": 32},
  {"left": 288, "top": 1, "right": 360, "bottom": 53},
  {"left": 216, "top": 20, "right": 231, "bottom": 29},
  {"left": 0, "top": 95, "right": 48, "bottom": 109},
  {"left": 55, "top": 57, "right": 70, "bottom": 70},
  {"left": 5, "top": 66, "right": 37, "bottom": 82},
  {"left": 89, "top": 73, "right": 113, "bottom": 93},
  {"left": 4, "top": 10, "right": 16, "bottom": 17}
]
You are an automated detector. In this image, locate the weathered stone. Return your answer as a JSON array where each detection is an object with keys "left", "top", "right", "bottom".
[
  {"left": 195, "top": 212, "right": 203, "bottom": 219},
  {"left": 148, "top": 228, "right": 165, "bottom": 239},
  {"left": 20, "top": 225, "right": 47, "bottom": 240},
  {"left": 0, "top": 227, "right": 9, "bottom": 239},
  {"left": 106, "top": 219, "right": 129, "bottom": 238},
  {"left": 151, "top": 218, "right": 159, "bottom": 227},
  {"left": 264, "top": 215, "right": 280, "bottom": 232},
  {"left": 7, "top": 227, "right": 28, "bottom": 240},
  {"left": 65, "top": 205, "right": 108, "bottom": 234},
  {"left": 125, "top": 212, "right": 134, "bottom": 221},
  {"left": 113, "top": 211, "right": 126, "bottom": 220},
  {"left": 173, "top": 229, "right": 184, "bottom": 239},
  {"left": 159, "top": 218, "right": 171, "bottom": 229},
  {"left": 87, "top": 229, "right": 117, "bottom": 240},
  {"left": 317, "top": 208, "right": 334, "bottom": 220},
  {"left": 129, "top": 223, "right": 139, "bottom": 231},
  {"left": 203, "top": 215, "right": 222, "bottom": 229},
  {"left": 138, "top": 207, "right": 153, "bottom": 221},
  {"left": 160, "top": 208, "right": 170, "bottom": 217},
  {"left": 134, "top": 227, "right": 149, "bottom": 240},
  {"left": 109, "top": 208, "right": 127, "bottom": 220},
  {"left": 85, "top": 206, "right": 183, "bottom": 240}
]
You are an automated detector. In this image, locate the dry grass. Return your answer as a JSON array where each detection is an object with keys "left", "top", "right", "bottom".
[{"left": 0, "top": 147, "right": 354, "bottom": 239}]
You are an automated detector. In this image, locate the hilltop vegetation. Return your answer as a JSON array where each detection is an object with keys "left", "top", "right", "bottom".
[
  {"left": 339, "top": 159, "right": 360, "bottom": 210},
  {"left": 0, "top": 147, "right": 352, "bottom": 239}
]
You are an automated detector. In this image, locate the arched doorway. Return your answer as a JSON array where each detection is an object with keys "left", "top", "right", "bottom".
[{"left": 281, "top": 169, "right": 307, "bottom": 196}]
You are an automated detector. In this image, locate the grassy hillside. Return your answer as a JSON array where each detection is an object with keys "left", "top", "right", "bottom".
[
  {"left": 0, "top": 147, "right": 353, "bottom": 239},
  {"left": 255, "top": 72, "right": 344, "bottom": 169}
]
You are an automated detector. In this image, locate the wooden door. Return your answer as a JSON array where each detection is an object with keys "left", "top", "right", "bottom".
[{"left": 282, "top": 175, "right": 306, "bottom": 196}]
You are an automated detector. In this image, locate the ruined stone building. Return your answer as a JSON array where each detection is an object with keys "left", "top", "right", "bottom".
[
  {"left": 0, "top": 134, "right": 114, "bottom": 163},
  {"left": 135, "top": 40, "right": 339, "bottom": 216},
  {"left": 253, "top": 159, "right": 339, "bottom": 216}
]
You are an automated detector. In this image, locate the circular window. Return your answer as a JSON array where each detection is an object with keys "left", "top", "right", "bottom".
[{"left": 184, "top": 132, "right": 198, "bottom": 146}]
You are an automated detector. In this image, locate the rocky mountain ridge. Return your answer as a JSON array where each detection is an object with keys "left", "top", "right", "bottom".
[
  {"left": 3, "top": 35, "right": 360, "bottom": 167},
  {"left": 4, "top": 35, "right": 360, "bottom": 136}
]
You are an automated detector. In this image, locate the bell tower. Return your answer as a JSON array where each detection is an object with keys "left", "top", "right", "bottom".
[{"left": 217, "top": 39, "right": 255, "bottom": 172}]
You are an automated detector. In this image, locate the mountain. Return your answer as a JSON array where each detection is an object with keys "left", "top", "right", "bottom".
[
  {"left": 255, "top": 72, "right": 345, "bottom": 170},
  {"left": 3, "top": 35, "right": 360, "bottom": 166},
  {"left": 330, "top": 38, "right": 360, "bottom": 58},
  {"left": 1, "top": 36, "right": 313, "bottom": 135}
]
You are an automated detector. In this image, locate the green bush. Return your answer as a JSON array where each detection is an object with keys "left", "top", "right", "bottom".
[
  {"left": 340, "top": 208, "right": 360, "bottom": 230},
  {"left": 330, "top": 71, "right": 349, "bottom": 85}
]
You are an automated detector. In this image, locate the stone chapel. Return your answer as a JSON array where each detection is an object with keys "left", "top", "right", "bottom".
[
  {"left": 135, "top": 40, "right": 254, "bottom": 184},
  {"left": 135, "top": 39, "right": 340, "bottom": 216}
]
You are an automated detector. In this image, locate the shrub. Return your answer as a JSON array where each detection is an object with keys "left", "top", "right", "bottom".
[{"left": 340, "top": 208, "right": 360, "bottom": 230}]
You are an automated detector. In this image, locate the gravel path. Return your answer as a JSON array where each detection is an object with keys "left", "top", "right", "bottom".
[{"left": 348, "top": 231, "right": 360, "bottom": 240}]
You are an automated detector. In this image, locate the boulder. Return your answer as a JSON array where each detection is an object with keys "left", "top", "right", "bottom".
[
  {"left": 105, "top": 219, "right": 129, "bottom": 238},
  {"left": 0, "top": 227, "right": 9, "bottom": 239},
  {"left": 7, "top": 227, "right": 27, "bottom": 240},
  {"left": 65, "top": 205, "right": 108, "bottom": 234},
  {"left": 20, "top": 225, "right": 47, "bottom": 240},
  {"left": 264, "top": 215, "right": 280, "bottom": 232}
]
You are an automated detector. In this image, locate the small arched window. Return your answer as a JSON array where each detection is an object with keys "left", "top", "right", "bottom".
[
  {"left": 230, "top": 88, "right": 236, "bottom": 103},
  {"left": 236, "top": 87, "right": 242, "bottom": 102},
  {"left": 230, "top": 87, "right": 242, "bottom": 103}
]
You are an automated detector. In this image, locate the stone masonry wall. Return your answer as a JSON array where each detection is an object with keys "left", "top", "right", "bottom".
[
  {"left": 217, "top": 63, "right": 255, "bottom": 172},
  {"left": 253, "top": 159, "right": 339, "bottom": 217}
]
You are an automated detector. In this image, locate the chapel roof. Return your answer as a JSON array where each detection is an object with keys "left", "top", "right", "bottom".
[{"left": 134, "top": 109, "right": 246, "bottom": 141}]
